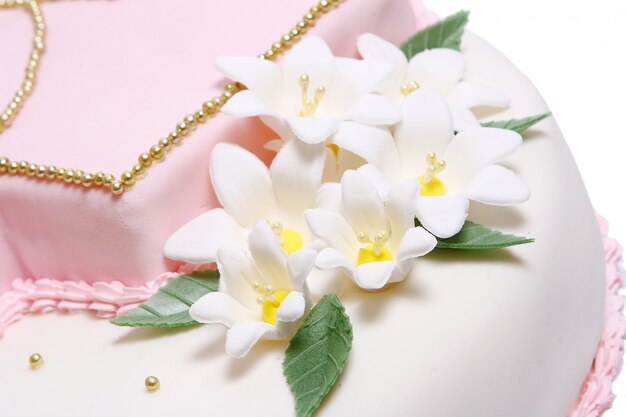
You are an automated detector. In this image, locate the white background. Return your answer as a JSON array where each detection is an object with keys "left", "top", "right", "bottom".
[{"left": 427, "top": 0, "right": 626, "bottom": 415}]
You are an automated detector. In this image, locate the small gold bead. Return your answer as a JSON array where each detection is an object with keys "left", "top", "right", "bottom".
[
  {"left": 82, "top": 173, "right": 94, "bottom": 187},
  {"left": 138, "top": 152, "right": 152, "bottom": 167},
  {"left": 304, "top": 12, "right": 316, "bottom": 23},
  {"left": 297, "top": 21, "right": 309, "bottom": 32},
  {"left": 145, "top": 376, "right": 160, "bottom": 393},
  {"left": 29, "top": 353, "right": 43, "bottom": 370},
  {"left": 319, "top": 0, "right": 331, "bottom": 11},
  {"left": 264, "top": 49, "right": 276, "bottom": 60},
  {"left": 184, "top": 114, "right": 196, "bottom": 126},
  {"left": 281, "top": 33, "right": 294, "bottom": 46},
  {"left": 110, "top": 181, "right": 124, "bottom": 195},
  {"left": 224, "top": 83, "right": 237, "bottom": 93},
  {"left": 221, "top": 91, "right": 233, "bottom": 102},
  {"left": 168, "top": 131, "right": 181, "bottom": 144},
  {"left": 27, "top": 163, "right": 37, "bottom": 176},
  {"left": 18, "top": 160, "right": 28, "bottom": 173},
  {"left": 159, "top": 137, "right": 172, "bottom": 151},
  {"left": 271, "top": 41, "right": 284, "bottom": 53},
  {"left": 132, "top": 163, "right": 145, "bottom": 176},
  {"left": 194, "top": 109, "right": 207, "bottom": 124},
  {"left": 150, "top": 144, "right": 165, "bottom": 160},
  {"left": 290, "top": 28, "right": 301, "bottom": 40},
  {"left": 36, "top": 165, "right": 47, "bottom": 177},
  {"left": 120, "top": 171, "right": 136, "bottom": 187},
  {"left": 310, "top": 5, "right": 321, "bottom": 15},
  {"left": 0, "top": 157, "right": 9, "bottom": 172},
  {"left": 63, "top": 169, "right": 75, "bottom": 183},
  {"left": 176, "top": 121, "right": 189, "bottom": 136},
  {"left": 73, "top": 170, "right": 84, "bottom": 184},
  {"left": 46, "top": 166, "right": 57, "bottom": 179},
  {"left": 212, "top": 96, "right": 225, "bottom": 109},
  {"left": 94, "top": 172, "right": 105, "bottom": 186},
  {"left": 202, "top": 101, "right": 217, "bottom": 115},
  {"left": 103, "top": 174, "right": 115, "bottom": 187},
  {"left": 55, "top": 168, "right": 66, "bottom": 180},
  {"left": 8, "top": 161, "right": 19, "bottom": 174}
]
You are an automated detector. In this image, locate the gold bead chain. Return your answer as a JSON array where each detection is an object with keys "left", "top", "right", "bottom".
[{"left": 0, "top": 0, "right": 343, "bottom": 195}]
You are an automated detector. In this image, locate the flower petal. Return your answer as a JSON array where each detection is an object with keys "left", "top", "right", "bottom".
[
  {"left": 446, "top": 81, "right": 510, "bottom": 109},
  {"left": 164, "top": 209, "right": 247, "bottom": 263},
  {"left": 395, "top": 87, "right": 454, "bottom": 177},
  {"left": 416, "top": 196, "right": 469, "bottom": 238},
  {"left": 248, "top": 221, "right": 291, "bottom": 290},
  {"left": 334, "top": 57, "right": 394, "bottom": 93},
  {"left": 315, "top": 248, "right": 357, "bottom": 278},
  {"left": 275, "top": 291, "right": 306, "bottom": 323},
  {"left": 211, "top": 143, "right": 278, "bottom": 227},
  {"left": 343, "top": 94, "right": 401, "bottom": 126},
  {"left": 341, "top": 170, "right": 389, "bottom": 238},
  {"left": 216, "top": 244, "right": 262, "bottom": 310},
  {"left": 356, "top": 164, "right": 392, "bottom": 201},
  {"left": 396, "top": 226, "right": 437, "bottom": 264},
  {"left": 304, "top": 209, "right": 358, "bottom": 258},
  {"left": 465, "top": 164, "right": 530, "bottom": 205},
  {"left": 406, "top": 48, "right": 465, "bottom": 95},
  {"left": 442, "top": 127, "right": 523, "bottom": 191},
  {"left": 287, "top": 248, "right": 318, "bottom": 291},
  {"left": 225, "top": 322, "right": 274, "bottom": 358},
  {"left": 287, "top": 116, "right": 339, "bottom": 144},
  {"left": 451, "top": 107, "right": 481, "bottom": 132},
  {"left": 216, "top": 56, "right": 281, "bottom": 103},
  {"left": 270, "top": 139, "right": 325, "bottom": 214},
  {"left": 357, "top": 33, "right": 408, "bottom": 100},
  {"left": 355, "top": 261, "right": 396, "bottom": 290},
  {"left": 189, "top": 292, "right": 258, "bottom": 327},
  {"left": 332, "top": 122, "right": 401, "bottom": 180},
  {"left": 282, "top": 36, "right": 336, "bottom": 96},
  {"left": 314, "top": 182, "right": 342, "bottom": 213},
  {"left": 264, "top": 138, "right": 285, "bottom": 153},
  {"left": 385, "top": 179, "right": 420, "bottom": 249},
  {"left": 221, "top": 90, "right": 278, "bottom": 118}
]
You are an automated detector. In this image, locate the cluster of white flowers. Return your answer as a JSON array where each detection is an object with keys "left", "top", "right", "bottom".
[{"left": 164, "top": 34, "right": 529, "bottom": 357}]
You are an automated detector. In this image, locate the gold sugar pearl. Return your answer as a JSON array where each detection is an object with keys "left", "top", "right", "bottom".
[
  {"left": 93, "top": 172, "right": 105, "bottom": 186},
  {"left": 29, "top": 353, "right": 44, "bottom": 370},
  {"left": 110, "top": 181, "right": 124, "bottom": 195},
  {"left": 149, "top": 144, "right": 165, "bottom": 160},
  {"left": 138, "top": 152, "right": 152, "bottom": 167},
  {"left": 159, "top": 137, "right": 172, "bottom": 151},
  {"left": 81, "top": 172, "right": 94, "bottom": 187},
  {"left": 120, "top": 171, "right": 136, "bottom": 187},
  {"left": 132, "top": 163, "right": 145, "bottom": 176},
  {"left": 145, "top": 376, "right": 160, "bottom": 393}
]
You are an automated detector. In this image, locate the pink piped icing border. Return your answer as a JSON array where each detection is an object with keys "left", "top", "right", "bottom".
[
  {"left": 0, "top": 222, "right": 624, "bottom": 416},
  {"left": 567, "top": 217, "right": 626, "bottom": 417}
]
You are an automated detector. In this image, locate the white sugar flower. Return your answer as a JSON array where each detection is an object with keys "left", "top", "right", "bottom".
[
  {"left": 305, "top": 170, "right": 437, "bottom": 290},
  {"left": 357, "top": 33, "right": 509, "bottom": 131},
  {"left": 218, "top": 36, "right": 400, "bottom": 144},
  {"left": 165, "top": 139, "right": 332, "bottom": 263},
  {"left": 189, "top": 222, "right": 316, "bottom": 358},
  {"left": 339, "top": 87, "right": 529, "bottom": 239}
]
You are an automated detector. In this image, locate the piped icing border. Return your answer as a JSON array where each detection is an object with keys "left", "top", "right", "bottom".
[
  {"left": 568, "top": 216, "right": 626, "bottom": 417},
  {"left": 0, "top": 219, "right": 623, "bottom": 416}
]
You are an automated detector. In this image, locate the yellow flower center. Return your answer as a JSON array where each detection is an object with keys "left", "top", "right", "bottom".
[
  {"left": 297, "top": 73, "right": 326, "bottom": 117},
  {"left": 270, "top": 221, "right": 304, "bottom": 255},
  {"left": 261, "top": 289, "right": 291, "bottom": 325},
  {"left": 418, "top": 152, "right": 447, "bottom": 196},
  {"left": 356, "top": 231, "right": 393, "bottom": 265},
  {"left": 418, "top": 175, "right": 446, "bottom": 196},
  {"left": 327, "top": 143, "right": 340, "bottom": 158},
  {"left": 357, "top": 244, "right": 393, "bottom": 265}
]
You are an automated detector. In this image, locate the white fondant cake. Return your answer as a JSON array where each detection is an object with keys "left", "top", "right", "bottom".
[{"left": 0, "top": 31, "right": 610, "bottom": 417}]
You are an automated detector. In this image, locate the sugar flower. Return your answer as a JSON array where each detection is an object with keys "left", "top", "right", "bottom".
[
  {"left": 218, "top": 36, "right": 400, "bottom": 144},
  {"left": 339, "top": 87, "right": 529, "bottom": 239},
  {"left": 357, "top": 33, "right": 508, "bottom": 130},
  {"left": 165, "top": 139, "right": 331, "bottom": 263},
  {"left": 305, "top": 170, "right": 437, "bottom": 290},
  {"left": 189, "top": 222, "right": 317, "bottom": 358}
]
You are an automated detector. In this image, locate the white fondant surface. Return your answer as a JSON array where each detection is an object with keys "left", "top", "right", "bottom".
[{"left": 0, "top": 33, "right": 607, "bottom": 417}]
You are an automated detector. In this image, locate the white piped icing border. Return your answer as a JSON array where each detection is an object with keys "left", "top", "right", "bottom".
[{"left": 0, "top": 220, "right": 623, "bottom": 416}]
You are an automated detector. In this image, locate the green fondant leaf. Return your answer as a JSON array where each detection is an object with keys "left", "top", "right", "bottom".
[
  {"left": 283, "top": 294, "right": 353, "bottom": 417},
  {"left": 434, "top": 221, "right": 534, "bottom": 250},
  {"left": 110, "top": 270, "right": 219, "bottom": 327},
  {"left": 400, "top": 10, "right": 470, "bottom": 59},
  {"left": 481, "top": 112, "right": 552, "bottom": 133}
]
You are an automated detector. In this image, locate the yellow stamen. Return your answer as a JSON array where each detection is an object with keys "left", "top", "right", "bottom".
[
  {"left": 298, "top": 73, "right": 325, "bottom": 117},
  {"left": 281, "top": 228, "right": 303, "bottom": 255},
  {"left": 400, "top": 80, "right": 420, "bottom": 96},
  {"left": 262, "top": 290, "right": 291, "bottom": 325},
  {"left": 418, "top": 175, "right": 446, "bottom": 196}
]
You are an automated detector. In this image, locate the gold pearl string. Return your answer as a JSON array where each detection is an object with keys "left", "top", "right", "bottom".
[
  {"left": 0, "top": 0, "right": 344, "bottom": 195},
  {"left": 0, "top": 0, "right": 45, "bottom": 134}
]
